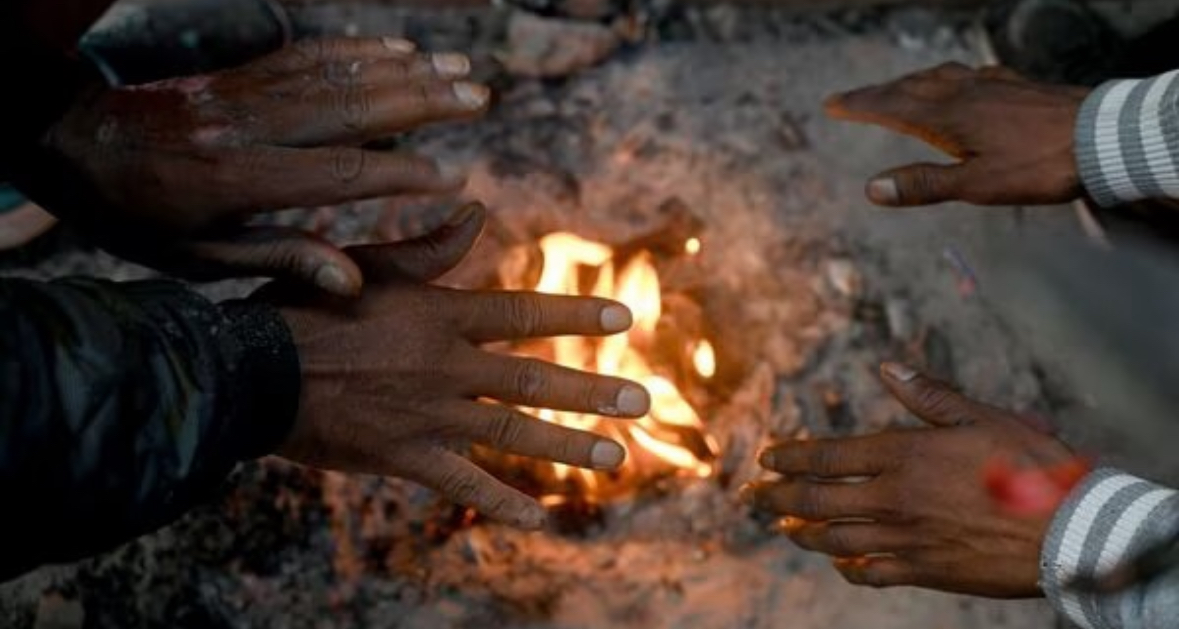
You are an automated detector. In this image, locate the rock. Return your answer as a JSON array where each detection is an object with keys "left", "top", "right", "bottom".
[
  {"left": 34, "top": 594, "right": 84, "bottom": 629},
  {"left": 825, "top": 258, "right": 862, "bottom": 299},
  {"left": 885, "top": 297, "right": 916, "bottom": 341},
  {"left": 501, "top": 12, "right": 620, "bottom": 78}
]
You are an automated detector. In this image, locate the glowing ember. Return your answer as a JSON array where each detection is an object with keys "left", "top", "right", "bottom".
[
  {"left": 693, "top": 341, "right": 716, "bottom": 379},
  {"left": 685, "top": 237, "right": 702, "bottom": 256},
  {"left": 513, "top": 232, "right": 718, "bottom": 499}
]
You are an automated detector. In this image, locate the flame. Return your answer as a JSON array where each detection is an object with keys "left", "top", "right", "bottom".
[
  {"left": 518, "top": 232, "right": 716, "bottom": 497},
  {"left": 693, "top": 341, "right": 716, "bottom": 379}
]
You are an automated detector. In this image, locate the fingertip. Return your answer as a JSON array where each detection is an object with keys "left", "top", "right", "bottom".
[
  {"left": 614, "top": 384, "right": 650, "bottom": 417},
  {"left": 757, "top": 446, "right": 777, "bottom": 470},
  {"left": 453, "top": 82, "right": 491, "bottom": 110},
  {"left": 880, "top": 362, "right": 918, "bottom": 383},
  {"left": 866, "top": 177, "right": 901, "bottom": 206},
  {"left": 313, "top": 263, "right": 362, "bottom": 297},
  {"left": 599, "top": 303, "right": 632, "bottom": 333},
  {"left": 516, "top": 501, "right": 549, "bottom": 530},
  {"left": 590, "top": 439, "right": 626, "bottom": 470}
]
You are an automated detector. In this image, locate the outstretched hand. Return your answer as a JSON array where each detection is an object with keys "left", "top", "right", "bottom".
[
  {"left": 18, "top": 37, "right": 489, "bottom": 295},
  {"left": 826, "top": 63, "right": 1089, "bottom": 208},
  {"left": 748, "top": 363, "right": 1086, "bottom": 598},
  {"left": 268, "top": 204, "right": 651, "bottom": 528}
]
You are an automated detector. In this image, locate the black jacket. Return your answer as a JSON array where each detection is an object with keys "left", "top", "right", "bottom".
[{"left": 0, "top": 277, "right": 299, "bottom": 581}]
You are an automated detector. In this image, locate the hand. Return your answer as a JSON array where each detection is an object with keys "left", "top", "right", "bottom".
[
  {"left": 747, "top": 363, "right": 1086, "bottom": 598},
  {"left": 17, "top": 37, "right": 490, "bottom": 296},
  {"left": 268, "top": 203, "right": 651, "bottom": 528},
  {"left": 825, "top": 63, "right": 1090, "bottom": 208}
]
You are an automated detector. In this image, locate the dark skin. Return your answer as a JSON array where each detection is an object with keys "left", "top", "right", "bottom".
[
  {"left": 826, "top": 62, "right": 1090, "bottom": 208},
  {"left": 30, "top": 37, "right": 487, "bottom": 296},
  {"left": 4, "top": 0, "right": 489, "bottom": 296},
  {"left": 746, "top": 363, "right": 1079, "bottom": 598},
  {"left": 270, "top": 203, "right": 651, "bottom": 528}
]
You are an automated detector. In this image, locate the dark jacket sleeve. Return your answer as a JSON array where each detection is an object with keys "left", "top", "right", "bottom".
[{"left": 0, "top": 277, "right": 300, "bottom": 580}]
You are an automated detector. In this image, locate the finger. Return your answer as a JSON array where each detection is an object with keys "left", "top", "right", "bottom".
[
  {"left": 398, "top": 446, "right": 548, "bottom": 529},
  {"left": 833, "top": 557, "right": 919, "bottom": 589},
  {"left": 443, "top": 400, "right": 627, "bottom": 470},
  {"left": 787, "top": 522, "right": 915, "bottom": 557},
  {"left": 743, "top": 478, "right": 886, "bottom": 521},
  {"left": 180, "top": 226, "right": 363, "bottom": 296},
  {"left": 978, "top": 65, "right": 1025, "bottom": 81},
  {"left": 455, "top": 349, "right": 651, "bottom": 418},
  {"left": 347, "top": 203, "right": 486, "bottom": 283},
  {"left": 257, "top": 37, "right": 418, "bottom": 74},
  {"left": 217, "top": 147, "right": 466, "bottom": 216},
  {"left": 825, "top": 83, "right": 922, "bottom": 128},
  {"left": 879, "top": 362, "right": 987, "bottom": 427},
  {"left": 921, "top": 61, "right": 973, "bottom": 81},
  {"left": 455, "top": 291, "right": 634, "bottom": 341},
  {"left": 758, "top": 436, "right": 897, "bottom": 477},
  {"left": 273, "top": 80, "right": 490, "bottom": 146},
  {"left": 865, "top": 162, "right": 973, "bottom": 207}
]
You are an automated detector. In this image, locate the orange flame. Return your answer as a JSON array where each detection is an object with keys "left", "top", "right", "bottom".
[{"left": 520, "top": 233, "right": 717, "bottom": 496}]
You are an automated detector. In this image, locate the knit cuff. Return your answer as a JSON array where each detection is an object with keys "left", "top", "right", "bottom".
[
  {"left": 1075, "top": 71, "right": 1179, "bottom": 208},
  {"left": 217, "top": 300, "right": 302, "bottom": 461},
  {"left": 1040, "top": 468, "right": 1179, "bottom": 629}
]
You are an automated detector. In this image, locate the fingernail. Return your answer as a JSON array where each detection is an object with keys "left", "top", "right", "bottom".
[
  {"left": 867, "top": 177, "right": 899, "bottom": 205},
  {"left": 518, "top": 505, "right": 548, "bottom": 530},
  {"left": 757, "top": 448, "right": 776, "bottom": 470},
  {"left": 437, "top": 161, "right": 468, "bottom": 187},
  {"left": 615, "top": 385, "right": 650, "bottom": 416},
  {"left": 445, "top": 203, "right": 478, "bottom": 227},
  {"left": 314, "top": 264, "right": 355, "bottom": 296},
  {"left": 381, "top": 37, "right": 416, "bottom": 54},
  {"left": 599, "top": 304, "right": 632, "bottom": 333},
  {"left": 432, "top": 53, "right": 471, "bottom": 78},
  {"left": 738, "top": 483, "right": 757, "bottom": 505},
  {"left": 590, "top": 440, "right": 626, "bottom": 470},
  {"left": 453, "top": 82, "right": 490, "bottom": 109},
  {"left": 882, "top": 362, "right": 918, "bottom": 382}
]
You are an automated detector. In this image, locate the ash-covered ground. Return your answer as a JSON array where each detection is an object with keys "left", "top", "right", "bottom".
[{"left": 10, "top": 1, "right": 1179, "bottom": 627}]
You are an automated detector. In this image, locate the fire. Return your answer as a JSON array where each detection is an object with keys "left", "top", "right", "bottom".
[{"left": 517, "top": 232, "right": 718, "bottom": 498}]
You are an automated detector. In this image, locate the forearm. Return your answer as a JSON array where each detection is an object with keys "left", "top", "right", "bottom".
[
  {"left": 1040, "top": 468, "right": 1179, "bottom": 628},
  {"left": 0, "top": 277, "right": 300, "bottom": 580},
  {"left": 1075, "top": 70, "right": 1179, "bottom": 207}
]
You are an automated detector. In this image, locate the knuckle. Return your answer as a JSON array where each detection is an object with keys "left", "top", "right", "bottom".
[
  {"left": 505, "top": 297, "right": 545, "bottom": 338},
  {"left": 914, "top": 386, "right": 961, "bottom": 420},
  {"left": 335, "top": 83, "right": 372, "bottom": 132},
  {"left": 329, "top": 147, "right": 366, "bottom": 185},
  {"left": 798, "top": 486, "right": 827, "bottom": 519},
  {"left": 809, "top": 444, "right": 841, "bottom": 474},
  {"left": 486, "top": 409, "right": 525, "bottom": 451},
  {"left": 438, "top": 468, "right": 481, "bottom": 505},
  {"left": 510, "top": 358, "right": 549, "bottom": 402},
  {"left": 825, "top": 527, "right": 856, "bottom": 556}
]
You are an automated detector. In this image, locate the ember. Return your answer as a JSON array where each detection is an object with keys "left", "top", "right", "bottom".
[{"left": 494, "top": 232, "right": 720, "bottom": 502}]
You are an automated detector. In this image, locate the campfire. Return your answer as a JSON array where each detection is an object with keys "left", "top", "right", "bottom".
[{"left": 480, "top": 220, "right": 721, "bottom": 506}]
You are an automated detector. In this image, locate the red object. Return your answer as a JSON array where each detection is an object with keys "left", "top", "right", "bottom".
[{"left": 984, "top": 456, "right": 1091, "bottom": 517}]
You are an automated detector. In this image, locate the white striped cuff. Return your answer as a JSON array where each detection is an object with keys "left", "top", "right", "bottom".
[
  {"left": 1040, "top": 468, "right": 1179, "bottom": 629},
  {"left": 1075, "top": 70, "right": 1179, "bottom": 207}
]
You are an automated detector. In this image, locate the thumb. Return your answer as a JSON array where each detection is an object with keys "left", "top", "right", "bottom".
[
  {"left": 182, "top": 227, "right": 364, "bottom": 297},
  {"left": 879, "top": 362, "right": 986, "bottom": 428},
  {"left": 866, "top": 163, "right": 971, "bottom": 207},
  {"left": 346, "top": 202, "right": 486, "bottom": 283}
]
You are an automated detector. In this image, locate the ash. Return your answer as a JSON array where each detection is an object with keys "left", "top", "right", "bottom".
[{"left": 1, "top": 3, "right": 1062, "bottom": 628}]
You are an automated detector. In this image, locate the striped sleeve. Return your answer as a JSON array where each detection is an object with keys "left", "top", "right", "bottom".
[
  {"left": 1074, "top": 70, "right": 1179, "bottom": 207},
  {"left": 1040, "top": 468, "right": 1179, "bottom": 629}
]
